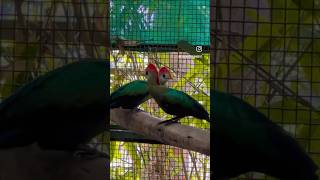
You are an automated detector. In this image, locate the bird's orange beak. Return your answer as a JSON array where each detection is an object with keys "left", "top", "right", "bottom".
[
  {"left": 141, "top": 70, "right": 146, "bottom": 77},
  {"left": 167, "top": 71, "right": 173, "bottom": 79}
]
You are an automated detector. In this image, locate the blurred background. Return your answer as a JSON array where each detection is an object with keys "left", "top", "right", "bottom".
[
  {"left": 0, "top": 0, "right": 109, "bottom": 162},
  {"left": 213, "top": 0, "right": 320, "bottom": 179}
]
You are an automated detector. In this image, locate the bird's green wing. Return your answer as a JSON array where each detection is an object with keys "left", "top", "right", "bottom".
[
  {"left": 213, "top": 90, "right": 318, "bottom": 179},
  {"left": 0, "top": 60, "right": 107, "bottom": 125},
  {"left": 111, "top": 80, "right": 148, "bottom": 99},
  {"left": 162, "top": 88, "right": 207, "bottom": 115},
  {"left": 110, "top": 80, "right": 150, "bottom": 109},
  {"left": 0, "top": 60, "right": 108, "bottom": 149},
  {"left": 213, "top": 90, "right": 278, "bottom": 150}
]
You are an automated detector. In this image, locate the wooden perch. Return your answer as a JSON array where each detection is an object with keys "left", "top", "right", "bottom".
[
  {"left": 0, "top": 144, "right": 108, "bottom": 180},
  {"left": 110, "top": 108, "right": 210, "bottom": 156},
  {"left": 111, "top": 129, "right": 163, "bottom": 144}
]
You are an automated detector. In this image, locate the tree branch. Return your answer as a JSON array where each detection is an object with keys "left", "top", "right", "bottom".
[{"left": 110, "top": 108, "right": 210, "bottom": 156}]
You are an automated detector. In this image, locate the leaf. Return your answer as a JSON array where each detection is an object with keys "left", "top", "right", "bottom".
[
  {"left": 291, "top": 0, "right": 315, "bottom": 10},
  {"left": 123, "top": 142, "right": 142, "bottom": 177},
  {"left": 110, "top": 141, "right": 118, "bottom": 162},
  {"left": 0, "top": 80, "right": 13, "bottom": 99},
  {"left": 299, "top": 43, "right": 320, "bottom": 93},
  {"left": 246, "top": 9, "right": 258, "bottom": 21},
  {"left": 246, "top": 8, "right": 268, "bottom": 22},
  {"left": 310, "top": 140, "right": 320, "bottom": 153},
  {"left": 262, "top": 98, "right": 320, "bottom": 124}
]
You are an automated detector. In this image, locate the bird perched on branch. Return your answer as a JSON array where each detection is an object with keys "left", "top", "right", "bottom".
[
  {"left": 0, "top": 60, "right": 108, "bottom": 158},
  {"left": 110, "top": 65, "right": 170, "bottom": 110},
  {"left": 110, "top": 80, "right": 150, "bottom": 109},
  {"left": 213, "top": 90, "right": 318, "bottom": 180},
  {"left": 145, "top": 64, "right": 209, "bottom": 124}
]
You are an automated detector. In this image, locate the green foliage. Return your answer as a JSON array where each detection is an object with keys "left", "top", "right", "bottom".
[
  {"left": 0, "top": 42, "right": 39, "bottom": 98},
  {"left": 110, "top": 0, "right": 210, "bottom": 45},
  {"left": 123, "top": 142, "right": 142, "bottom": 178}
]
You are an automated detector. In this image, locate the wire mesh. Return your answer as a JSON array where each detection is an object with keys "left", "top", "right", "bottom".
[
  {"left": 212, "top": 0, "right": 320, "bottom": 179},
  {"left": 110, "top": 0, "right": 210, "bottom": 179},
  {"left": 0, "top": 0, "right": 108, "bottom": 156},
  {"left": 110, "top": 52, "right": 210, "bottom": 179}
]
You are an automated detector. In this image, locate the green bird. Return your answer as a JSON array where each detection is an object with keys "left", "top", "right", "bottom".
[
  {"left": 145, "top": 64, "right": 209, "bottom": 124},
  {"left": 110, "top": 65, "right": 169, "bottom": 109},
  {"left": 213, "top": 90, "right": 318, "bottom": 180},
  {"left": 110, "top": 80, "right": 149, "bottom": 109},
  {"left": 0, "top": 60, "right": 108, "bottom": 157}
]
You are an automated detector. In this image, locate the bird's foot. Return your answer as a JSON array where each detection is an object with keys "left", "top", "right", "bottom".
[
  {"left": 158, "top": 116, "right": 182, "bottom": 126},
  {"left": 158, "top": 119, "right": 180, "bottom": 126},
  {"left": 133, "top": 108, "right": 146, "bottom": 113},
  {"left": 73, "top": 145, "right": 109, "bottom": 160}
]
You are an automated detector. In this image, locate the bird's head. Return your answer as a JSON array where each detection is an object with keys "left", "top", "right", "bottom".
[
  {"left": 145, "top": 63, "right": 159, "bottom": 85},
  {"left": 159, "top": 66, "right": 173, "bottom": 85}
]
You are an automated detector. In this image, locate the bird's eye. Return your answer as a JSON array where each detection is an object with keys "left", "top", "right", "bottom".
[
  {"left": 145, "top": 71, "right": 148, "bottom": 75},
  {"left": 162, "top": 74, "right": 165, "bottom": 78}
]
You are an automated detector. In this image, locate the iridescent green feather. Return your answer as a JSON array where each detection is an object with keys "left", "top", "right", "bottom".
[
  {"left": 0, "top": 60, "right": 107, "bottom": 150},
  {"left": 111, "top": 80, "right": 150, "bottom": 109},
  {"left": 149, "top": 85, "right": 209, "bottom": 121}
]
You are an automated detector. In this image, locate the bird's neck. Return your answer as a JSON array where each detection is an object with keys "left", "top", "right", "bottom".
[
  {"left": 149, "top": 83, "right": 167, "bottom": 97},
  {"left": 147, "top": 74, "right": 159, "bottom": 86}
]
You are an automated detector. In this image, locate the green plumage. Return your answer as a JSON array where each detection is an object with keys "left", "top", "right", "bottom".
[
  {"left": 213, "top": 90, "right": 318, "bottom": 180},
  {"left": 110, "top": 80, "right": 150, "bottom": 109},
  {"left": 149, "top": 85, "right": 209, "bottom": 121},
  {"left": 0, "top": 60, "right": 107, "bottom": 151}
]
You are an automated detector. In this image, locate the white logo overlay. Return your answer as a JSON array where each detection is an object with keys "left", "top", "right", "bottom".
[{"left": 196, "top": 46, "right": 202, "bottom": 52}]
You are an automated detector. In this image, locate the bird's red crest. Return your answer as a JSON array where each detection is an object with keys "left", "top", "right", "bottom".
[
  {"left": 159, "top": 67, "right": 172, "bottom": 79},
  {"left": 146, "top": 63, "right": 158, "bottom": 72},
  {"left": 146, "top": 63, "right": 160, "bottom": 85}
]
